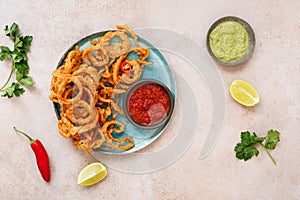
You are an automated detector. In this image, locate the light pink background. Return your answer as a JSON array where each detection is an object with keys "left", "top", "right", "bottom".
[{"left": 0, "top": 0, "right": 299, "bottom": 199}]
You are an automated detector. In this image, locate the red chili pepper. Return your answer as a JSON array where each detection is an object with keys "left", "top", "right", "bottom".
[
  {"left": 120, "top": 61, "right": 132, "bottom": 73},
  {"left": 13, "top": 127, "right": 51, "bottom": 182}
]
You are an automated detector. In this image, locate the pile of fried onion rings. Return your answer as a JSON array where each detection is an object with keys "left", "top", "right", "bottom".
[{"left": 50, "top": 25, "right": 152, "bottom": 153}]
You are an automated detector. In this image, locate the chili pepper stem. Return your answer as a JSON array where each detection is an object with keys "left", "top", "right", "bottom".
[{"left": 13, "top": 127, "right": 36, "bottom": 143}]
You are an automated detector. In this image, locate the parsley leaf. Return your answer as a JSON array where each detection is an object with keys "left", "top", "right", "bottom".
[
  {"left": 243, "top": 146, "right": 259, "bottom": 161},
  {"left": 1, "top": 82, "right": 25, "bottom": 98},
  {"left": 0, "top": 23, "right": 34, "bottom": 98},
  {"left": 11, "top": 50, "right": 27, "bottom": 62},
  {"left": 15, "top": 61, "right": 29, "bottom": 79},
  {"left": 4, "top": 23, "right": 19, "bottom": 37},
  {"left": 234, "top": 131, "right": 264, "bottom": 161},
  {"left": 234, "top": 130, "right": 281, "bottom": 165},
  {"left": 0, "top": 46, "right": 12, "bottom": 61},
  {"left": 265, "top": 129, "right": 280, "bottom": 150},
  {"left": 14, "top": 34, "right": 23, "bottom": 49},
  {"left": 18, "top": 36, "right": 33, "bottom": 51},
  {"left": 235, "top": 144, "right": 259, "bottom": 161},
  {"left": 19, "top": 76, "right": 35, "bottom": 87},
  {"left": 4, "top": 25, "right": 10, "bottom": 36}
]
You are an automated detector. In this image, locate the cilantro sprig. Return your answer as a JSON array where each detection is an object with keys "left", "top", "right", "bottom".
[
  {"left": 234, "top": 130, "right": 280, "bottom": 165},
  {"left": 0, "top": 23, "right": 34, "bottom": 98}
]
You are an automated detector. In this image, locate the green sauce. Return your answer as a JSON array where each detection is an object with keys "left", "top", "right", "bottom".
[{"left": 209, "top": 21, "right": 248, "bottom": 62}]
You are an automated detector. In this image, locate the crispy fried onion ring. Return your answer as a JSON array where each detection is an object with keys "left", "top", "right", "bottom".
[
  {"left": 102, "top": 120, "right": 134, "bottom": 150},
  {"left": 81, "top": 44, "right": 109, "bottom": 67},
  {"left": 91, "top": 30, "right": 131, "bottom": 59},
  {"left": 50, "top": 25, "right": 152, "bottom": 153}
]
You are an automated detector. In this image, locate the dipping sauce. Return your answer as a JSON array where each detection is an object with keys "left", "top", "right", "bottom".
[
  {"left": 209, "top": 21, "right": 248, "bottom": 62},
  {"left": 128, "top": 83, "right": 170, "bottom": 126}
]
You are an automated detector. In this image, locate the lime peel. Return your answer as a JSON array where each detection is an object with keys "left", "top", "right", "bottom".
[
  {"left": 230, "top": 79, "right": 260, "bottom": 106},
  {"left": 77, "top": 162, "right": 108, "bottom": 186}
]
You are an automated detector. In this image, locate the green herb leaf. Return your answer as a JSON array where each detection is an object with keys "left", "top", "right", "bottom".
[
  {"left": 15, "top": 61, "right": 29, "bottom": 76},
  {"left": 19, "top": 76, "right": 35, "bottom": 87},
  {"left": 252, "top": 133, "right": 265, "bottom": 143},
  {"left": 235, "top": 130, "right": 281, "bottom": 165},
  {"left": 20, "top": 36, "right": 33, "bottom": 51},
  {"left": 234, "top": 131, "right": 262, "bottom": 161},
  {"left": 0, "top": 23, "right": 34, "bottom": 98},
  {"left": 265, "top": 129, "right": 280, "bottom": 150},
  {"left": 14, "top": 34, "right": 23, "bottom": 49},
  {"left": 2, "top": 84, "right": 15, "bottom": 98},
  {"left": 243, "top": 146, "right": 259, "bottom": 161},
  {"left": 235, "top": 143, "right": 247, "bottom": 160},
  {"left": 5, "top": 23, "right": 19, "bottom": 37},
  {"left": 240, "top": 131, "right": 265, "bottom": 146},
  {"left": 14, "top": 35, "right": 33, "bottom": 51},
  {"left": 240, "top": 131, "right": 251, "bottom": 145},
  {"left": 0, "top": 46, "right": 12, "bottom": 61},
  {"left": 11, "top": 50, "right": 27, "bottom": 63},
  {"left": 12, "top": 83, "right": 25, "bottom": 97},
  {"left": 4, "top": 25, "right": 10, "bottom": 36},
  {"left": 10, "top": 23, "right": 19, "bottom": 37},
  {"left": 16, "top": 70, "right": 24, "bottom": 82},
  {"left": 1, "top": 82, "right": 25, "bottom": 98}
]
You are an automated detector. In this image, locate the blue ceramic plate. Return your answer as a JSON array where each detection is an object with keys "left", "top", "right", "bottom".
[{"left": 53, "top": 30, "right": 176, "bottom": 155}]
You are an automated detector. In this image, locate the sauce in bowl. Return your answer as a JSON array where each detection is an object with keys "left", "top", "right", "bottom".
[
  {"left": 123, "top": 79, "right": 174, "bottom": 129},
  {"left": 209, "top": 21, "right": 248, "bottom": 62},
  {"left": 128, "top": 83, "right": 170, "bottom": 126},
  {"left": 206, "top": 16, "right": 255, "bottom": 66}
]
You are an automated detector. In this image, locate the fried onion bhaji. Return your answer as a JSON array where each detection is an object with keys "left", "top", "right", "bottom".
[{"left": 50, "top": 26, "right": 152, "bottom": 153}]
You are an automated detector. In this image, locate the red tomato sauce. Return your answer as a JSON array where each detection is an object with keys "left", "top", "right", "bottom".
[{"left": 128, "top": 83, "right": 170, "bottom": 125}]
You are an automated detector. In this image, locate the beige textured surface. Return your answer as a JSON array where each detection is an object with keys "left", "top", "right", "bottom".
[{"left": 0, "top": 0, "right": 299, "bottom": 199}]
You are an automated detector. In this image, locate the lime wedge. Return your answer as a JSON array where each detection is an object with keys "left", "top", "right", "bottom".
[
  {"left": 77, "top": 162, "right": 107, "bottom": 186},
  {"left": 230, "top": 79, "right": 260, "bottom": 106}
]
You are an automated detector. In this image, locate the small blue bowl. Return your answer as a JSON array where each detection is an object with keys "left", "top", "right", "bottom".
[{"left": 123, "top": 79, "right": 175, "bottom": 129}]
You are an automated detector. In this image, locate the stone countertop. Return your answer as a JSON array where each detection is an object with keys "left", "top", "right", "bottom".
[{"left": 0, "top": 0, "right": 299, "bottom": 199}]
